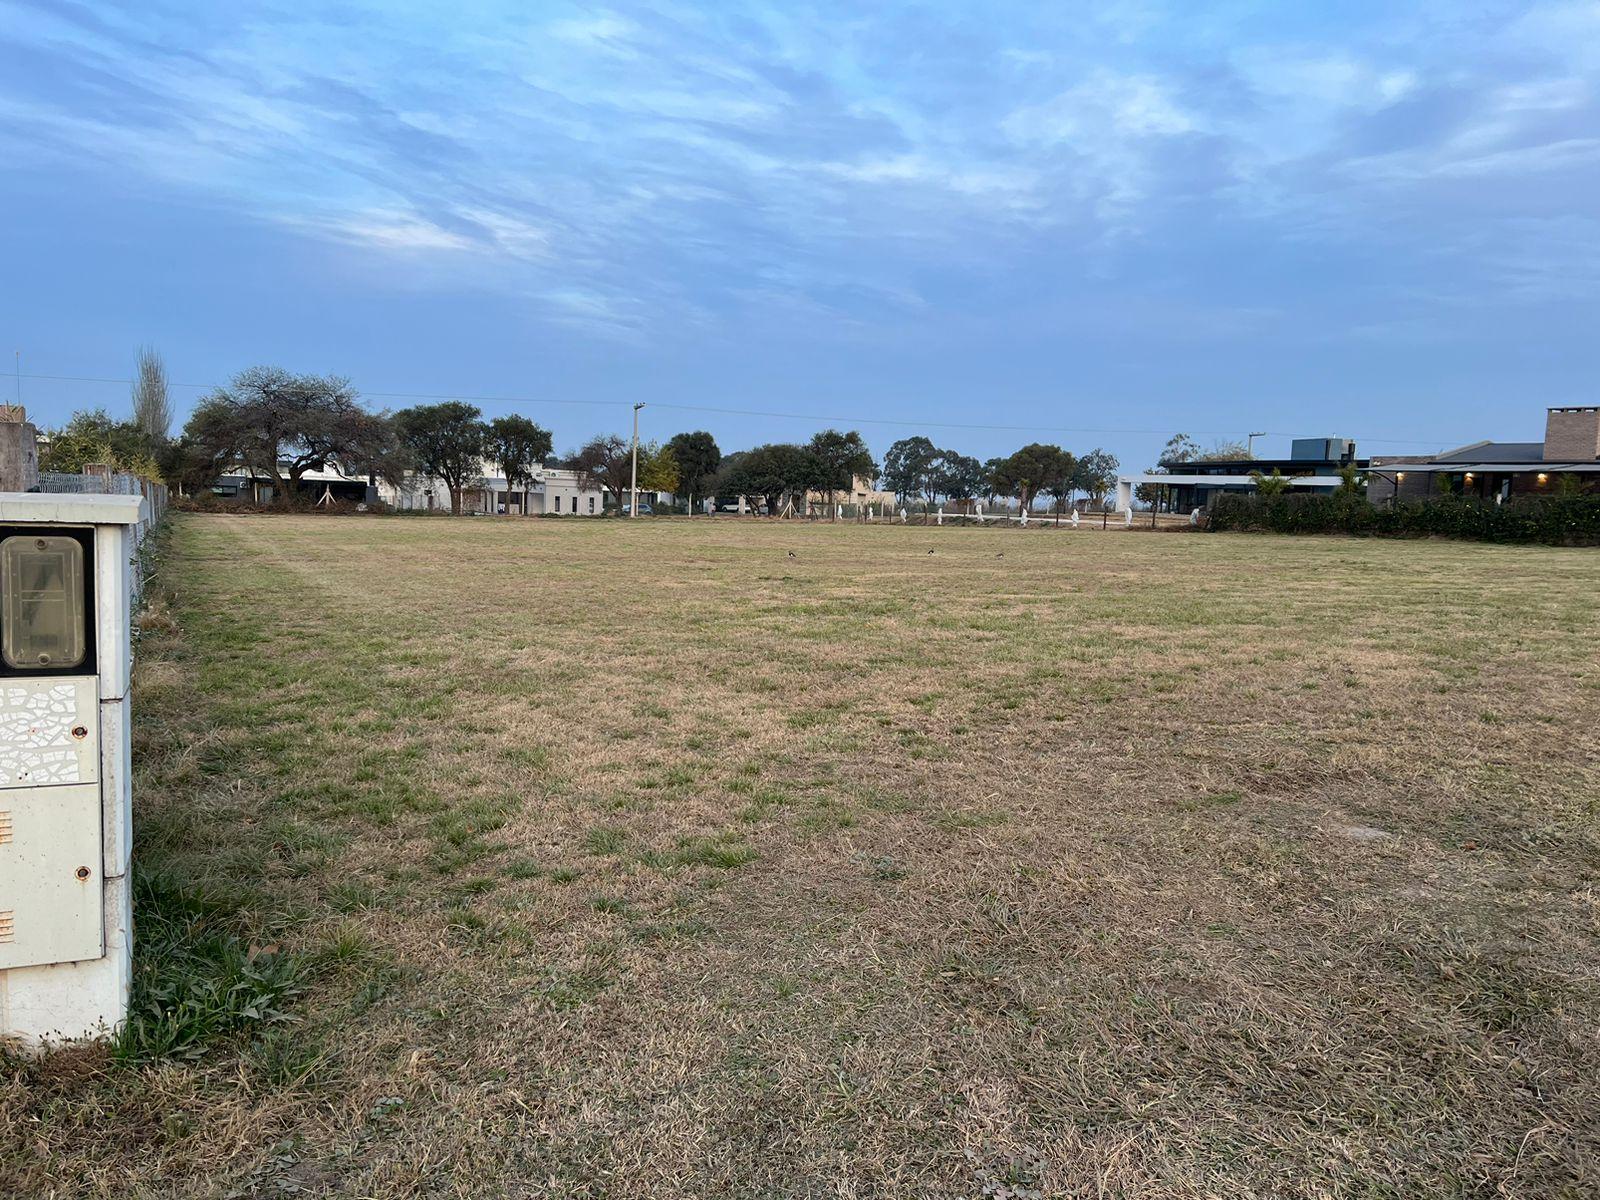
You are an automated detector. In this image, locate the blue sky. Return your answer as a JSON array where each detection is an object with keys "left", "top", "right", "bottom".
[{"left": 2, "top": 1, "right": 1597, "bottom": 470}]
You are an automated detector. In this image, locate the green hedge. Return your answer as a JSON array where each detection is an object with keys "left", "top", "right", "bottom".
[{"left": 1207, "top": 492, "right": 1600, "bottom": 545}]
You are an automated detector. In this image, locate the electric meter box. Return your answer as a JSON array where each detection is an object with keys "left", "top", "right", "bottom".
[{"left": 0, "top": 493, "right": 144, "bottom": 1047}]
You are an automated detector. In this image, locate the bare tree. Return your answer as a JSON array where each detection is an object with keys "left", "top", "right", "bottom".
[{"left": 131, "top": 345, "right": 171, "bottom": 442}]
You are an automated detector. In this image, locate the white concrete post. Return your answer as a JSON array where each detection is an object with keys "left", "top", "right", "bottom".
[
  {"left": 936, "top": 507, "right": 943, "bottom": 526},
  {"left": 0, "top": 493, "right": 144, "bottom": 1048}
]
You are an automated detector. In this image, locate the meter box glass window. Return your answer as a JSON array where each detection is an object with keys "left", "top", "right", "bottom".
[
  {"left": 0, "top": 527, "right": 96, "bottom": 678},
  {"left": 2, "top": 535, "right": 87, "bottom": 670}
]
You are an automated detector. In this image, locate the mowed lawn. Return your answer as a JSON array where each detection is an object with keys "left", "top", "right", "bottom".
[{"left": 6, "top": 514, "right": 1600, "bottom": 1198}]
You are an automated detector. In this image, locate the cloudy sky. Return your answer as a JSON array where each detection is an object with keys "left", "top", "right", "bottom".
[{"left": 3, "top": 0, "right": 1597, "bottom": 468}]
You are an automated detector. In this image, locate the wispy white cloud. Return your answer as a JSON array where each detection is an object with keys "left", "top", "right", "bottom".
[
  {"left": 286, "top": 208, "right": 476, "bottom": 253},
  {"left": 2, "top": 0, "right": 1597, "bottom": 344}
]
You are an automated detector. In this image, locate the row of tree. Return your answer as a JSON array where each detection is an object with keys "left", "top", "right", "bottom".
[
  {"left": 40, "top": 358, "right": 1130, "bottom": 515},
  {"left": 43, "top": 364, "right": 716, "bottom": 515},
  {"left": 881, "top": 437, "right": 1121, "bottom": 512},
  {"left": 715, "top": 430, "right": 876, "bottom": 514}
]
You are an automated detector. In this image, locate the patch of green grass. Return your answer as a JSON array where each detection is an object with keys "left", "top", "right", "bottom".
[
  {"left": 114, "top": 870, "right": 307, "bottom": 1065},
  {"left": 504, "top": 744, "right": 553, "bottom": 772},
  {"left": 583, "top": 825, "right": 630, "bottom": 855},
  {"left": 641, "top": 833, "right": 759, "bottom": 870}
]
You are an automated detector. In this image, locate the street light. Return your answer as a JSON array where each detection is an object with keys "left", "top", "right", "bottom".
[
  {"left": 1247, "top": 431, "right": 1266, "bottom": 457},
  {"left": 629, "top": 402, "right": 644, "bottom": 518}
]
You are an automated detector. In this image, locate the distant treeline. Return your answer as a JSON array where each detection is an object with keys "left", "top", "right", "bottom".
[{"left": 40, "top": 360, "right": 1125, "bottom": 518}]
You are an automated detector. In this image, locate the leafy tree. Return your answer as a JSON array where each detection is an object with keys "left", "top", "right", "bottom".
[
  {"left": 666, "top": 431, "right": 721, "bottom": 512},
  {"left": 1159, "top": 433, "right": 1200, "bottom": 465},
  {"left": 1197, "top": 439, "right": 1251, "bottom": 461},
  {"left": 1074, "top": 448, "right": 1119, "bottom": 507},
  {"left": 569, "top": 434, "right": 633, "bottom": 509},
  {"left": 719, "top": 443, "right": 814, "bottom": 513},
  {"left": 40, "top": 409, "right": 163, "bottom": 481},
  {"left": 393, "top": 401, "right": 487, "bottom": 515},
  {"left": 186, "top": 367, "right": 394, "bottom": 505},
  {"left": 982, "top": 457, "right": 1007, "bottom": 506},
  {"left": 882, "top": 436, "right": 940, "bottom": 506},
  {"left": 806, "top": 429, "right": 875, "bottom": 515},
  {"left": 1042, "top": 447, "right": 1079, "bottom": 515},
  {"left": 991, "top": 443, "right": 1069, "bottom": 512},
  {"left": 131, "top": 346, "right": 171, "bottom": 442},
  {"left": 1145, "top": 434, "right": 1231, "bottom": 507},
  {"left": 930, "top": 451, "right": 986, "bottom": 503},
  {"left": 638, "top": 441, "right": 680, "bottom": 497},
  {"left": 487, "top": 415, "right": 553, "bottom": 513}
]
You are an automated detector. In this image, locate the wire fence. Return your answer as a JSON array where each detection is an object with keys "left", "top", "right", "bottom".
[{"left": 38, "top": 470, "right": 168, "bottom": 557}]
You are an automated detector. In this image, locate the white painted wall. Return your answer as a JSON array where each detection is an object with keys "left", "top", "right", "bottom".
[{"left": 381, "top": 467, "right": 603, "bottom": 515}]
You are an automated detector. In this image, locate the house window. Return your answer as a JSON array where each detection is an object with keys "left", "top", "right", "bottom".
[
  {"left": 588, "top": 496, "right": 595, "bottom": 513},
  {"left": 555, "top": 496, "right": 562, "bottom": 513}
]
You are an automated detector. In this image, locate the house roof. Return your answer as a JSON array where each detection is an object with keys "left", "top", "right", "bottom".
[
  {"left": 1155, "top": 456, "right": 1368, "bottom": 472},
  {"left": 1431, "top": 440, "right": 1545, "bottom": 464}
]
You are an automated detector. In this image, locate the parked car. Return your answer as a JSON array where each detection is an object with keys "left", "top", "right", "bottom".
[{"left": 621, "top": 502, "right": 654, "bottom": 516}]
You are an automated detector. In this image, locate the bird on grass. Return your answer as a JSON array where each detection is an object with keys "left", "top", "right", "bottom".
[
  {"left": 927, "top": 548, "right": 935, "bottom": 555},
  {"left": 995, "top": 552, "right": 1004, "bottom": 558},
  {"left": 787, "top": 550, "right": 797, "bottom": 558}
]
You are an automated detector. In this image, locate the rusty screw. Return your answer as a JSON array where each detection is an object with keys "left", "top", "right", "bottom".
[
  {"left": 71, "top": 725, "right": 89, "bottom": 740},
  {"left": 75, "top": 866, "right": 91, "bottom": 881}
]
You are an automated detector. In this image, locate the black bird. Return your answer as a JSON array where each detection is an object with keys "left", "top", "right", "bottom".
[
  {"left": 995, "top": 552, "right": 1004, "bottom": 558},
  {"left": 787, "top": 550, "right": 797, "bottom": 558},
  {"left": 927, "top": 548, "right": 935, "bottom": 555}
]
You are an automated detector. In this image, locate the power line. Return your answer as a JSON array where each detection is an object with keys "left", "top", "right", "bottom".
[{"left": 11, "top": 371, "right": 1448, "bottom": 446}]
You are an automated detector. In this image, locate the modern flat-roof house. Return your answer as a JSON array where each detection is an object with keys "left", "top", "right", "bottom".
[
  {"left": 1368, "top": 407, "right": 1600, "bottom": 505},
  {"left": 209, "top": 464, "right": 375, "bottom": 505},
  {"left": 1116, "top": 438, "right": 1365, "bottom": 512}
]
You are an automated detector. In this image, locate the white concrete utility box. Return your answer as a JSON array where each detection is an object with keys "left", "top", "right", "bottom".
[{"left": 0, "top": 493, "right": 145, "bottom": 1047}]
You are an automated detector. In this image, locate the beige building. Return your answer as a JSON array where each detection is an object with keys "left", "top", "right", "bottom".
[{"left": 804, "top": 474, "right": 894, "bottom": 510}]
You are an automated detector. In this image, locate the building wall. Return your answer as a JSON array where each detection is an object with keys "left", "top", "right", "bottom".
[
  {"left": 1370, "top": 466, "right": 1593, "bottom": 504},
  {"left": 1367, "top": 459, "right": 1435, "bottom": 505},
  {"left": 381, "top": 469, "right": 603, "bottom": 515},
  {"left": 1544, "top": 407, "right": 1600, "bottom": 461}
]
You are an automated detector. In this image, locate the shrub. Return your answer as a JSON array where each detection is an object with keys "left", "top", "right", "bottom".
[
  {"left": 1208, "top": 492, "right": 1600, "bottom": 545},
  {"left": 114, "top": 870, "right": 305, "bottom": 1063}
]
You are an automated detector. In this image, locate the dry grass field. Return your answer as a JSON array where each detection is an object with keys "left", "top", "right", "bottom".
[{"left": 4, "top": 513, "right": 1600, "bottom": 1198}]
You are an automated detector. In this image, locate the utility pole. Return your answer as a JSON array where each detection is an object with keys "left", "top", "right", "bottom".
[
  {"left": 1247, "top": 431, "right": 1266, "bottom": 458},
  {"left": 629, "top": 402, "right": 644, "bottom": 518}
]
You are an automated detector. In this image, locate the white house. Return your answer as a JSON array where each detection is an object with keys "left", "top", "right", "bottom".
[{"left": 380, "top": 465, "right": 604, "bottom": 516}]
